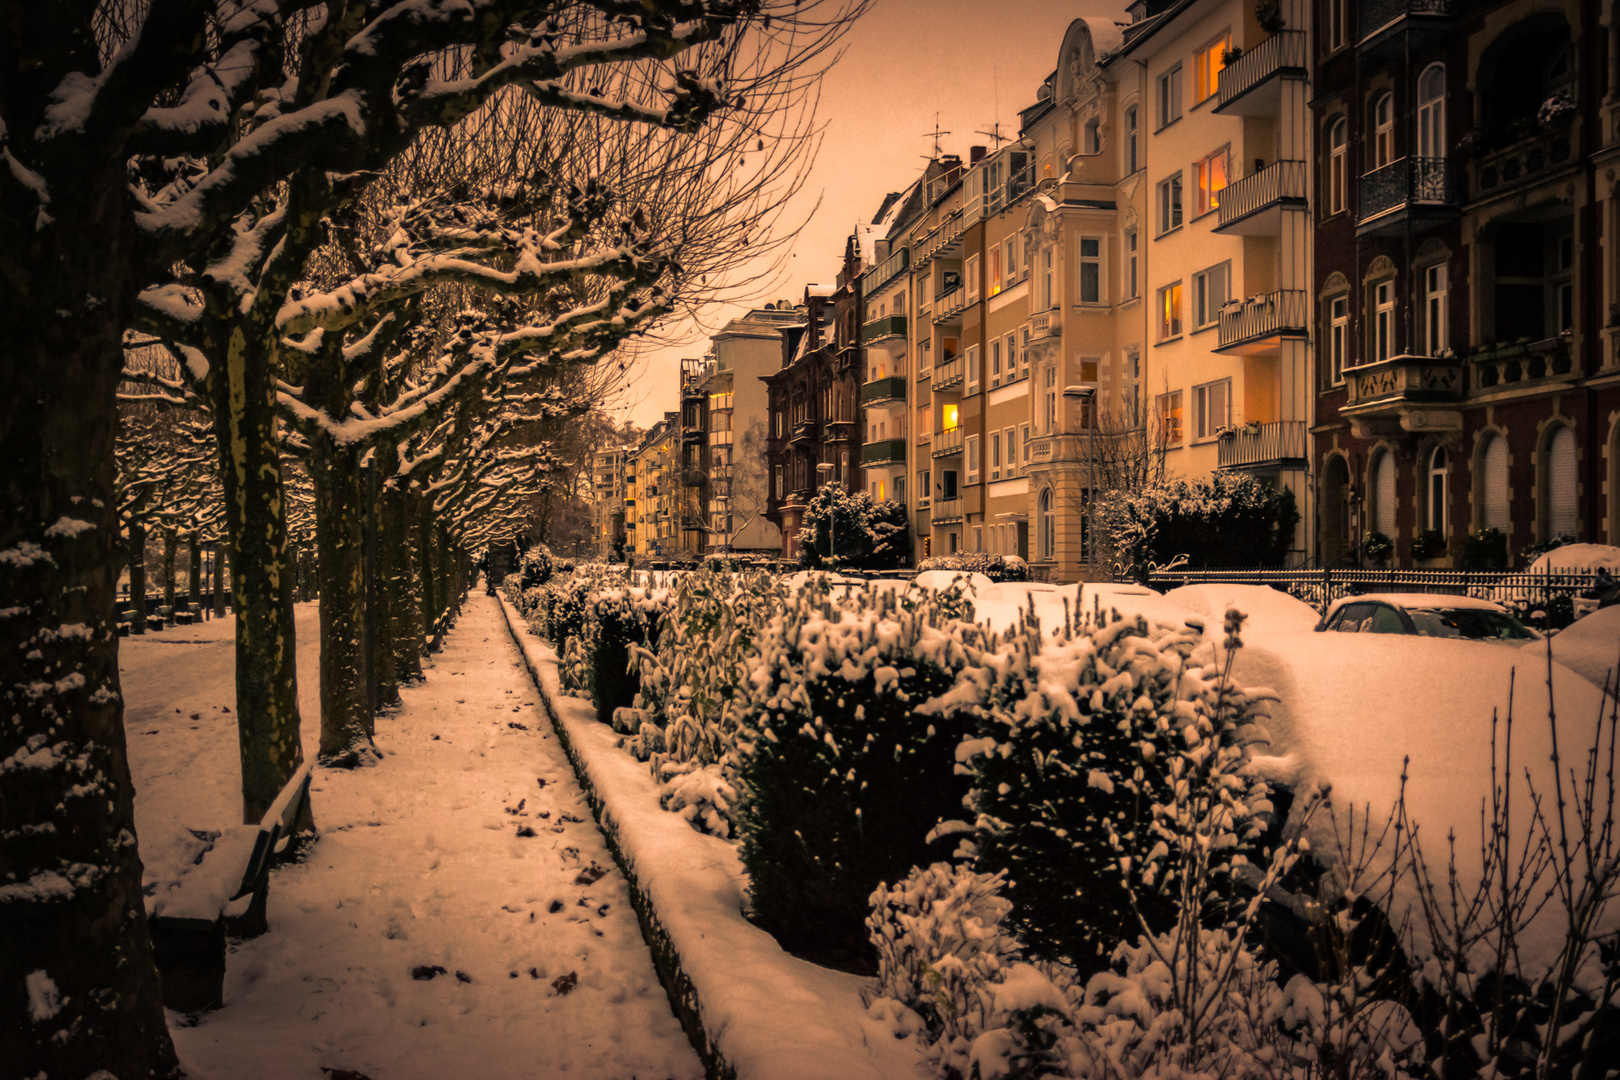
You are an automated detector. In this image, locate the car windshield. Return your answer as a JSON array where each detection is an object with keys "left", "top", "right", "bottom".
[{"left": 1407, "top": 608, "right": 1535, "bottom": 640}]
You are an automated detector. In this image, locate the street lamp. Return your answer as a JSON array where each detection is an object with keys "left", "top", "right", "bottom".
[
  {"left": 1063, "top": 385, "right": 1098, "bottom": 581},
  {"left": 816, "top": 462, "right": 836, "bottom": 566}
]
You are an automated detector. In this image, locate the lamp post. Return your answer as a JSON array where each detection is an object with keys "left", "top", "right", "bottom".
[
  {"left": 815, "top": 462, "right": 836, "bottom": 565},
  {"left": 1063, "top": 385, "right": 1098, "bottom": 581}
]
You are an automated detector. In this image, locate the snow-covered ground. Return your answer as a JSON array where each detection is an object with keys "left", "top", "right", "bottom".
[{"left": 121, "top": 597, "right": 701, "bottom": 1080}]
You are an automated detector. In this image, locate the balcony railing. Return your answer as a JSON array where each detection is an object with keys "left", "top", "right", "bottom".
[
  {"left": 860, "top": 376, "right": 908, "bottom": 405},
  {"left": 1029, "top": 308, "right": 1060, "bottom": 341},
  {"left": 933, "top": 356, "right": 963, "bottom": 390},
  {"left": 1217, "top": 291, "right": 1308, "bottom": 352},
  {"left": 932, "top": 427, "right": 963, "bottom": 457},
  {"left": 1216, "top": 421, "right": 1308, "bottom": 470},
  {"left": 1469, "top": 126, "right": 1576, "bottom": 200},
  {"left": 932, "top": 498, "right": 963, "bottom": 523},
  {"left": 1357, "top": 157, "right": 1454, "bottom": 224},
  {"left": 859, "top": 246, "right": 909, "bottom": 296},
  {"left": 790, "top": 420, "right": 818, "bottom": 444},
  {"left": 934, "top": 286, "right": 966, "bottom": 324},
  {"left": 861, "top": 314, "right": 908, "bottom": 344},
  {"left": 1215, "top": 161, "right": 1306, "bottom": 233},
  {"left": 1359, "top": 0, "right": 1451, "bottom": 43},
  {"left": 860, "top": 438, "right": 907, "bottom": 466},
  {"left": 1215, "top": 31, "right": 1306, "bottom": 113},
  {"left": 1343, "top": 354, "right": 1465, "bottom": 412}
]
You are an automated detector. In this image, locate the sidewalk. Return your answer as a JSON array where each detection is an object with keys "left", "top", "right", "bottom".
[{"left": 122, "top": 595, "right": 701, "bottom": 1080}]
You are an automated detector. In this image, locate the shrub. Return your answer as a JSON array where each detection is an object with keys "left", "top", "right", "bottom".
[
  {"left": 518, "top": 544, "right": 555, "bottom": 589},
  {"left": 584, "top": 584, "right": 669, "bottom": 728},
  {"left": 797, "top": 483, "right": 910, "bottom": 570},
  {"left": 917, "top": 553, "right": 1030, "bottom": 582},
  {"left": 1362, "top": 530, "right": 1395, "bottom": 564},
  {"left": 954, "top": 610, "right": 1274, "bottom": 975},
  {"left": 1096, "top": 473, "right": 1298, "bottom": 578},
  {"left": 733, "top": 583, "right": 985, "bottom": 962},
  {"left": 1410, "top": 527, "right": 1446, "bottom": 562},
  {"left": 1460, "top": 526, "right": 1508, "bottom": 570}
]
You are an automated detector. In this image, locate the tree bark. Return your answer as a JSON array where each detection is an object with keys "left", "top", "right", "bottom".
[
  {"left": 214, "top": 539, "right": 227, "bottom": 618},
  {"left": 128, "top": 521, "right": 147, "bottom": 635},
  {"left": 211, "top": 327, "right": 309, "bottom": 824},
  {"left": 189, "top": 529, "right": 203, "bottom": 618},
  {"left": 366, "top": 465, "right": 401, "bottom": 710},
  {"left": 162, "top": 526, "right": 177, "bottom": 625},
  {"left": 385, "top": 481, "right": 424, "bottom": 685},
  {"left": 0, "top": 191, "right": 180, "bottom": 1075},
  {"left": 311, "top": 439, "right": 374, "bottom": 764}
]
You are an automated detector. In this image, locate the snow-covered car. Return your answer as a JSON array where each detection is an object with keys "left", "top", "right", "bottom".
[{"left": 1316, "top": 593, "right": 1539, "bottom": 641}]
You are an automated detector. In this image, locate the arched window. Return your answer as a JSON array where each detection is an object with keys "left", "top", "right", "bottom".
[
  {"left": 1416, "top": 64, "right": 1445, "bottom": 158},
  {"left": 1480, "top": 433, "right": 1509, "bottom": 531},
  {"left": 1373, "top": 92, "right": 1395, "bottom": 168},
  {"left": 1547, "top": 426, "right": 1577, "bottom": 539},
  {"left": 1427, "top": 445, "right": 1449, "bottom": 533},
  {"left": 1328, "top": 118, "right": 1348, "bottom": 215},
  {"left": 1373, "top": 449, "right": 1397, "bottom": 537},
  {"left": 1039, "top": 488, "right": 1055, "bottom": 561}
]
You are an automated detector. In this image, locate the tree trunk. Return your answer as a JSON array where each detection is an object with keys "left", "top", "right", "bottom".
[
  {"left": 311, "top": 439, "right": 374, "bottom": 764},
  {"left": 162, "top": 526, "right": 177, "bottom": 625},
  {"left": 189, "top": 528, "right": 202, "bottom": 618},
  {"left": 385, "top": 481, "right": 423, "bottom": 685},
  {"left": 366, "top": 464, "right": 401, "bottom": 709},
  {"left": 418, "top": 505, "right": 439, "bottom": 653},
  {"left": 0, "top": 207, "right": 180, "bottom": 1074},
  {"left": 213, "top": 539, "right": 227, "bottom": 618},
  {"left": 128, "top": 521, "right": 147, "bottom": 635},
  {"left": 212, "top": 329, "right": 309, "bottom": 824}
]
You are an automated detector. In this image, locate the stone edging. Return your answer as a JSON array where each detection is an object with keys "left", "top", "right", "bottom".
[{"left": 496, "top": 597, "right": 737, "bottom": 1080}]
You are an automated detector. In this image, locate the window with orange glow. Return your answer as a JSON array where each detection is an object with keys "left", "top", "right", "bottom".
[
  {"left": 940, "top": 403, "right": 959, "bottom": 432},
  {"left": 1195, "top": 146, "right": 1229, "bottom": 215},
  {"left": 1194, "top": 32, "right": 1231, "bottom": 103}
]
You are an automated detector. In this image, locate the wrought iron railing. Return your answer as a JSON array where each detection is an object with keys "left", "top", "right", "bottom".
[
  {"left": 1216, "top": 31, "right": 1306, "bottom": 109},
  {"left": 1217, "top": 291, "right": 1308, "bottom": 350},
  {"left": 1216, "top": 161, "right": 1306, "bottom": 230},
  {"left": 1359, "top": 0, "right": 1451, "bottom": 41},
  {"left": 1357, "top": 157, "right": 1453, "bottom": 222},
  {"left": 1216, "top": 421, "right": 1308, "bottom": 468}
]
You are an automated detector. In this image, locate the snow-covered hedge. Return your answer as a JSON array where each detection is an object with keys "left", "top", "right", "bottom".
[
  {"left": 795, "top": 483, "right": 909, "bottom": 570},
  {"left": 587, "top": 584, "right": 669, "bottom": 729},
  {"left": 949, "top": 609, "right": 1275, "bottom": 975},
  {"left": 733, "top": 580, "right": 987, "bottom": 961},
  {"left": 916, "top": 553, "right": 1030, "bottom": 582},
  {"left": 1097, "top": 473, "right": 1298, "bottom": 578}
]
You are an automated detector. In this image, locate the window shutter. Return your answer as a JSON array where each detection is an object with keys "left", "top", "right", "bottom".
[
  {"left": 1482, "top": 435, "right": 1509, "bottom": 531},
  {"left": 1548, "top": 428, "right": 1577, "bottom": 538},
  {"left": 1374, "top": 451, "right": 1396, "bottom": 537}
]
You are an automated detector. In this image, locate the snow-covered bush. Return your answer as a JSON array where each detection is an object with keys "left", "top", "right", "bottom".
[
  {"left": 952, "top": 609, "right": 1275, "bottom": 976},
  {"left": 733, "top": 582, "right": 986, "bottom": 960},
  {"left": 584, "top": 584, "right": 669, "bottom": 728},
  {"left": 518, "top": 543, "right": 555, "bottom": 589},
  {"left": 917, "top": 553, "right": 1030, "bottom": 582},
  {"left": 796, "top": 483, "right": 909, "bottom": 570},
  {"left": 1096, "top": 473, "right": 1297, "bottom": 578}
]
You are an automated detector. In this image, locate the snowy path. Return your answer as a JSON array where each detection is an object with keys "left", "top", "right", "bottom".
[{"left": 122, "top": 595, "right": 702, "bottom": 1080}]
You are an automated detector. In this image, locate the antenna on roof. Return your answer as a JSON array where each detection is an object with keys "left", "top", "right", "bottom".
[
  {"left": 976, "top": 121, "right": 1011, "bottom": 147},
  {"left": 923, "top": 112, "right": 951, "bottom": 160}
]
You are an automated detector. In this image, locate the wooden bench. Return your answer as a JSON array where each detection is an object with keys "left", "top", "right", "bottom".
[{"left": 147, "top": 762, "right": 313, "bottom": 1012}]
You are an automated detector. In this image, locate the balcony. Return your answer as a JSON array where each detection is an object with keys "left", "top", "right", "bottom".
[
  {"left": 682, "top": 424, "right": 705, "bottom": 443},
  {"left": 915, "top": 215, "right": 964, "bottom": 265},
  {"left": 933, "top": 356, "right": 964, "bottom": 391},
  {"left": 1341, "top": 353, "right": 1465, "bottom": 439},
  {"left": 1469, "top": 337, "right": 1574, "bottom": 391},
  {"left": 932, "top": 427, "right": 963, "bottom": 458},
  {"left": 790, "top": 420, "right": 818, "bottom": 445},
  {"left": 861, "top": 376, "right": 908, "bottom": 405},
  {"left": 1214, "top": 161, "right": 1306, "bottom": 235},
  {"left": 1356, "top": 157, "right": 1457, "bottom": 236},
  {"left": 1029, "top": 308, "right": 1060, "bottom": 342},
  {"left": 933, "top": 287, "right": 966, "bottom": 325},
  {"left": 860, "top": 246, "right": 910, "bottom": 296},
  {"left": 931, "top": 498, "right": 963, "bottom": 524},
  {"left": 913, "top": 508, "right": 931, "bottom": 537},
  {"left": 1358, "top": 0, "right": 1452, "bottom": 54},
  {"left": 861, "top": 314, "right": 908, "bottom": 344},
  {"left": 1215, "top": 421, "right": 1308, "bottom": 471},
  {"left": 1216, "top": 291, "right": 1308, "bottom": 353},
  {"left": 1214, "top": 31, "right": 1306, "bottom": 116},
  {"left": 1468, "top": 125, "right": 1576, "bottom": 202},
  {"left": 861, "top": 438, "right": 907, "bottom": 466}
]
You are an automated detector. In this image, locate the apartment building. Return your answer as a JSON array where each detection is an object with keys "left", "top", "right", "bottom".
[
  {"left": 698, "top": 305, "right": 792, "bottom": 555},
  {"left": 763, "top": 290, "right": 841, "bottom": 556},
  {"left": 1312, "top": 0, "right": 1620, "bottom": 566},
  {"left": 629, "top": 413, "right": 678, "bottom": 558},
  {"left": 590, "top": 446, "right": 630, "bottom": 557}
]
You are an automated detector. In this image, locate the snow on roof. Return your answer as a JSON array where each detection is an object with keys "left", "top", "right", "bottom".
[
  {"left": 1077, "top": 15, "right": 1125, "bottom": 58},
  {"left": 805, "top": 282, "right": 833, "bottom": 299}
]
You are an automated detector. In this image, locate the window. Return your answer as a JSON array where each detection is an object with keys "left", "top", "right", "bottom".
[
  {"left": 1125, "top": 105, "right": 1139, "bottom": 173},
  {"left": 1427, "top": 445, "right": 1449, "bottom": 534},
  {"left": 1374, "top": 279, "right": 1395, "bottom": 360},
  {"left": 1005, "top": 426, "right": 1018, "bottom": 477},
  {"left": 1193, "top": 263, "right": 1230, "bottom": 328},
  {"left": 1329, "top": 295, "right": 1349, "bottom": 384},
  {"left": 966, "top": 254, "right": 981, "bottom": 302},
  {"left": 1422, "top": 262, "right": 1448, "bottom": 355},
  {"left": 1039, "top": 488, "right": 1055, "bottom": 560},
  {"left": 1019, "top": 325, "right": 1031, "bottom": 377},
  {"left": 988, "top": 245, "right": 1003, "bottom": 297},
  {"left": 1194, "top": 379, "right": 1231, "bottom": 440},
  {"left": 1328, "top": 0, "right": 1346, "bottom": 51},
  {"left": 965, "top": 344, "right": 980, "bottom": 393},
  {"left": 1041, "top": 247, "right": 1054, "bottom": 309},
  {"left": 966, "top": 435, "right": 980, "bottom": 484},
  {"left": 990, "top": 431, "right": 1002, "bottom": 480},
  {"left": 1194, "top": 32, "right": 1231, "bottom": 104},
  {"left": 941, "top": 469, "right": 958, "bottom": 499},
  {"left": 774, "top": 465, "right": 784, "bottom": 499},
  {"left": 1077, "top": 358, "right": 1100, "bottom": 429},
  {"left": 1372, "top": 449, "right": 1396, "bottom": 537},
  {"left": 1157, "top": 172, "right": 1184, "bottom": 234},
  {"left": 1079, "top": 237, "right": 1103, "bottom": 303},
  {"left": 1003, "top": 238, "right": 1017, "bottom": 286},
  {"left": 1158, "top": 390, "right": 1185, "bottom": 442},
  {"left": 990, "top": 337, "right": 1002, "bottom": 386},
  {"left": 1003, "top": 332, "right": 1016, "bottom": 384},
  {"left": 1480, "top": 433, "right": 1509, "bottom": 532},
  {"left": 1195, "top": 147, "right": 1230, "bottom": 215},
  {"left": 1328, "top": 119, "right": 1348, "bottom": 215},
  {"left": 1043, "top": 365, "right": 1058, "bottom": 432},
  {"left": 1416, "top": 64, "right": 1445, "bottom": 159},
  {"left": 772, "top": 411, "right": 783, "bottom": 437},
  {"left": 1372, "top": 92, "right": 1395, "bottom": 169},
  {"left": 1157, "top": 64, "right": 1183, "bottom": 128},
  {"left": 917, "top": 468, "right": 930, "bottom": 504},
  {"left": 1554, "top": 231, "right": 1574, "bottom": 333},
  {"left": 1124, "top": 228, "right": 1139, "bottom": 299},
  {"left": 1083, "top": 117, "right": 1101, "bottom": 155},
  {"left": 940, "top": 401, "right": 959, "bottom": 432},
  {"left": 1547, "top": 427, "right": 1577, "bottom": 539},
  {"left": 1021, "top": 422, "right": 1031, "bottom": 461},
  {"left": 1157, "top": 280, "right": 1183, "bottom": 340}
]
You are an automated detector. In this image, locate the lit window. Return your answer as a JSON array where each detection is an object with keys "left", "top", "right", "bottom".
[
  {"left": 1194, "top": 32, "right": 1231, "bottom": 103},
  {"left": 1195, "top": 146, "right": 1230, "bottom": 215},
  {"left": 1193, "top": 263, "right": 1230, "bottom": 328},
  {"left": 1157, "top": 281, "right": 1183, "bottom": 340},
  {"left": 988, "top": 245, "right": 1002, "bottom": 297},
  {"left": 1157, "top": 390, "right": 1185, "bottom": 443},
  {"left": 1194, "top": 379, "right": 1230, "bottom": 439},
  {"left": 941, "top": 402, "right": 959, "bottom": 432}
]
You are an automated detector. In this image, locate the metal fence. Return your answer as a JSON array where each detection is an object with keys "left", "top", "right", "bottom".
[{"left": 1142, "top": 565, "right": 1605, "bottom": 627}]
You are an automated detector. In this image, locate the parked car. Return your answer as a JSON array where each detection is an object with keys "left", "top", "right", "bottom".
[{"left": 1316, "top": 593, "right": 1540, "bottom": 641}]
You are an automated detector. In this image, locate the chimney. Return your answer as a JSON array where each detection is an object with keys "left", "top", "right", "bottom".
[{"left": 970, "top": 145, "right": 987, "bottom": 165}]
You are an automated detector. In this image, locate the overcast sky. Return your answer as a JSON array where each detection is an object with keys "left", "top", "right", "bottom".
[{"left": 610, "top": 0, "right": 1128, "bottom": 430}]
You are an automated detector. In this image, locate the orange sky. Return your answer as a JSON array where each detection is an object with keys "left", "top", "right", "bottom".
[{"left": 613, "top": 0, "right": 1128, "bottom": 430}]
